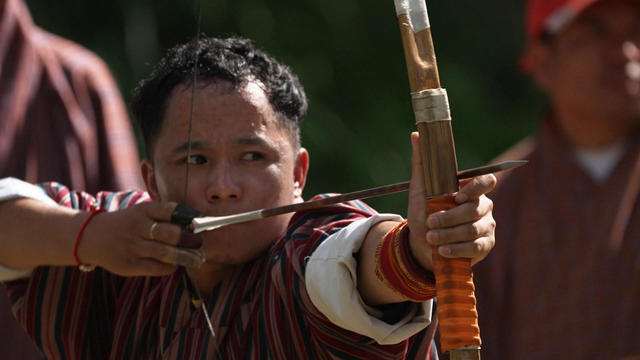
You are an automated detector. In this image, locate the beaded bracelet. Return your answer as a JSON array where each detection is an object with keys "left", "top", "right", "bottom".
[
  {"left": 73, "top": 206, "right": 104, "bottom": 272},
  {"left": 375, "top": 219, "right": 436, "bottom": 302}
]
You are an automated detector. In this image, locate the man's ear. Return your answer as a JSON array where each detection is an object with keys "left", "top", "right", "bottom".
[
  {"left": 293, "top": 148, "right": 309, "bottom": 200},
  {"left": 527, "top": 41, "right": 555, "bottom": 91},
  {"left": 140, "top": 159, "right": 161, "bottom": 201}
]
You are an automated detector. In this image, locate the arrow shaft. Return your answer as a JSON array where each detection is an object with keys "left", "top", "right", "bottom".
[{"left": 191, "top": 161, "right": 525, "bottom": 233}]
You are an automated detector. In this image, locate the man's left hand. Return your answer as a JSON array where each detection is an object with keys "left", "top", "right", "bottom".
[{"left": 406, "top": 132, "right": 496, "bottom": 271}]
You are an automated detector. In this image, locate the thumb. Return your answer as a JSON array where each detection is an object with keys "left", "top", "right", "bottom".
[
  {"left": 409, "top": 131, "right": 426, "bottom": 198},
  {"left": 408, "top": 132, "right": 427, "bottom": 225}
]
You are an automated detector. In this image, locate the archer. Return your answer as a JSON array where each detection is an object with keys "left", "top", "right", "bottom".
[{"left": 0, "top": 37, "right": 495, "bottom": 359}]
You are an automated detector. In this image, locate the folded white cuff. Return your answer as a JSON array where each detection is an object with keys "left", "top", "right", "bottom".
[
  {"left": 0, "top": 177, "right": 56, "bottom": 281},
  {"left": 0, "top": 177, "right": 58, "bottom": 206},
  {"left": 305, "top": 214, "right": 433, "bottom": 345}
]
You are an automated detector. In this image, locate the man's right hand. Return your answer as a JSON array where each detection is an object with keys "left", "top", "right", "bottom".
[
  {"left": 80, "top": 202, "right": 204, "bottom": 277},
  {"left": 0, "top": 199, "right": 203, "bottom": 278}
]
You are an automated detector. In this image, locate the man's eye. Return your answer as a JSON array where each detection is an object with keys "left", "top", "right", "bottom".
[
  {"left": 185, "top": 155, "right": 206, "bottom": 165},
  {"left": 240, "top": 152, "right": 263, "bottom": 161}
]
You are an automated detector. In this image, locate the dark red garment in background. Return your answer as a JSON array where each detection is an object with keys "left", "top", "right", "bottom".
[
  {"left": 474, "top": 121, "right": 640, "bottom": 360},
  {"left": 0, "top": 0, "right": 141, "bottom": 357}
]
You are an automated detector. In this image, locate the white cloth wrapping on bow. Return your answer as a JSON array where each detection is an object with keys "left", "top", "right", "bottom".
[{"left": 393, "top": 0, "right": 431, "bottom": 33}]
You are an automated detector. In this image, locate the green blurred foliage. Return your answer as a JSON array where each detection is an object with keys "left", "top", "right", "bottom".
[{"left": 26, "top": 0, "right": 545, "bottom": 215}]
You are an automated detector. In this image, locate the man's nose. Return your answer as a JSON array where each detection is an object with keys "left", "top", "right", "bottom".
[
  {"left": 206, "top": 164, "right": 242, "bottom": 201},
  {"left": 623, "top": 40, "right": 640, "bottom": 62},
  {"left": 603, "top": 24, "right": 640, "bottom": 63},
  {"left": 621, "top": 39, "right": 640, "bottom": 81}
]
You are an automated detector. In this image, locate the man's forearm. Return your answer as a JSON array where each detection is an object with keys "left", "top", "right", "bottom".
[
  {"left": 0, "top": 198, "right": 86, "bottom": 269},
  {"left": 357, "top": 220, "right": 413, "bottom": 306}
]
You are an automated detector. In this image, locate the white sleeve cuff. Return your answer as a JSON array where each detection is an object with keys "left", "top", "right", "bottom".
[
  {"left": 0, "top": 177, "right": 58, "bottom": 206},
  {"left": 0, "top": 265, "right": 33, "bottom": 282},
  {"left": 0, "top": 177, "right": 56, "bottom": 281},
  {"left": 305, "top": 214, "right": 434, "bottom": 345}
]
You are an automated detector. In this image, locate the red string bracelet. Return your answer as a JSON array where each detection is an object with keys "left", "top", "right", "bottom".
[
  {"left": 73, "top": 206, "right": 104, "bottom": 272},
  {"left": 374, "top": 219, "right": 436, "bottom": 302}
]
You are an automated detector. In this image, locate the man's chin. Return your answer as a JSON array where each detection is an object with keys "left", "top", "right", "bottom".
[
  {"left": 200, "top": 238, "right": 273, "bottom": 265},
  {"left": 201, "top": 252, "right": 263, "bottom": 267}
]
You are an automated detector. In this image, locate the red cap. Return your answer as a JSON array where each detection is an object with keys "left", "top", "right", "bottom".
[
  {"left": 526, "top": 0, "right": 601, "bottom": 40},
  {"left": 520, "top": 0, "right": 602, "bottom": 71}
]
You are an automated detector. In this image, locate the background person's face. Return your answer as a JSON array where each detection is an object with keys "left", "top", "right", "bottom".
[
  {"left": 143, "top": 80, "right": 308, "bottom": 265},
  {"left": 532, "top": 0, "right": 640, "bottom": 145}
]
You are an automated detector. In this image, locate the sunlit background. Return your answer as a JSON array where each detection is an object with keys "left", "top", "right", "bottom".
[{"left": 26, "top": 0, "right": 545, "bottom": 215}]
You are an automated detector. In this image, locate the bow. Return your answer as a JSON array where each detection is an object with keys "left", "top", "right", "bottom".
[{"left": 393, "top": 0, "right": 482, "bottom": 358}]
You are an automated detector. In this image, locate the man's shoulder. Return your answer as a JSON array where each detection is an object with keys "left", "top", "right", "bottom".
[
  {"left": 493, "top": 136, "right": 538, "bottom": 165},
  {"left": 35, "top": 30, "right": 109, "bottom": 73},
  {"left": 31, "top": 28, "right": 118, "bottom": 93},
  {"left": 288, "top": 195, "right": 377, "bottom": 229},
  {"left": 281, "top": 195, "right": 378, "bottom": 249},
  {"left": 489, "top": 136, "right": 543, "bottom": 199}
]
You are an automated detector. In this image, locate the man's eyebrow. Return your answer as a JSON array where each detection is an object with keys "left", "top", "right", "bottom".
[
  {"left": 233, "top": 136, "right": 271, "bottom": 147},
  {"left": 169, "top": 137, "right": 272, "bottom": 154},
  {"left": 170, "top": 141, "right": 208, "bottom": 154}
]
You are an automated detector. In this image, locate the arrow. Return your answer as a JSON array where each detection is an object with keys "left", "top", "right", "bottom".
[{"left": 190, "top": 160, "right": 525, "bottom": 233}]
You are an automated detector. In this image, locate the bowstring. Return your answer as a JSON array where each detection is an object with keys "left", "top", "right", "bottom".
[
  {"left": 182, "top": 0, "right": 223, "bottom": 357},
  {"left": 183, "top": 0, "right": 201, "bottom": 204}
]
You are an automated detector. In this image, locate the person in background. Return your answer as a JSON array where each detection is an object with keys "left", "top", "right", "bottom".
[
  {"left": 474, "top": 0, "right": 640, "bottom": 359},
  {"left": 0, "top": 0, "right": 141, "bottom": 357}
]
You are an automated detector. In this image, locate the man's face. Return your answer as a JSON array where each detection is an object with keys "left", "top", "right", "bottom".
[
  {"left": 142, "top": 80, "right": 308, "bottom": 266},
  {"left": 531, "top": 0, "right": 640, "bottom": 143}
]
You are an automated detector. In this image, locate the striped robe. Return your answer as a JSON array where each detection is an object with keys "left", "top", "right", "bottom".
[
  {"left": 474, "top": 122, "right": 640, "bottom": 359},
  {"left": 6, "top": 183, "right": 438, "bottom": 359}
]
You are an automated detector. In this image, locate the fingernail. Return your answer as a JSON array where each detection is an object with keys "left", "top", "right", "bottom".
[
  {"left": 438, "top": 246, "right": 451, "bottom": 256},
  {"left": 455, "top": 192, "right": 468, "bottom": 204},
  {"left": 427, "top": 215, "right": 440, "bottom": 228},
  {"left": 427, "top": 231, "right": 438, "bottom": 244},
  {"left": 479, "top": 175, "right": 493, "bottom": 186},
  {"left": 174, "top": 249, "right": 205, "bottom": 268},
  {"left": 179, "top": 230, "right": 203, "bottom": 249}
]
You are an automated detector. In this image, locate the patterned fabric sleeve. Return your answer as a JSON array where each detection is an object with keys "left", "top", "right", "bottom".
[
  {"left": 264, "top": 196, "right": 437, "bottom": 359},
  {"left": 4, "top": 182, "right": 150, "bottom": 359}
]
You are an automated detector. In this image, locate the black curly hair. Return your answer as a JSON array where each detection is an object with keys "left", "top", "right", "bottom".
[{"left": 131, "top": 36, "right": 308, "bottom": 158}]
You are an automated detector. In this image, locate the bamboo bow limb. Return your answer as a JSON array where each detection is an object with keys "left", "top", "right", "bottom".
[{"left": 394, "top": 2, "right": 482, "bottom": 359}]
